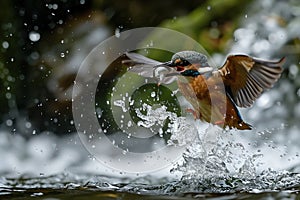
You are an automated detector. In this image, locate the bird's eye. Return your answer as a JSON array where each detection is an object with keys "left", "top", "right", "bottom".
[
  {"left": 181, "top": 60, "right": 190, "bottom": 66},
  {"left": 173, "top": 58, "right": 190, "bottom": 66}
]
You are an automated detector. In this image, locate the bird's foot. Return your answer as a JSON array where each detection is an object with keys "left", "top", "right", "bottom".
[
  {"left": 186, "top": 108, "right": 200, "bottom": 120},
  {"left": 214, "top": 120, "right": 225, "bottom": 125}
]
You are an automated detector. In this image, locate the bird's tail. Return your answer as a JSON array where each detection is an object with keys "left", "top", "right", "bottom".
[{"left": 237, "top": 121, "right": 252, "bottom": 130}]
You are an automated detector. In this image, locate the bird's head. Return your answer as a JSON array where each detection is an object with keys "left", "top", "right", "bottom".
[{"left": 160, "top": 51, "right": 213, "bottom": 77}]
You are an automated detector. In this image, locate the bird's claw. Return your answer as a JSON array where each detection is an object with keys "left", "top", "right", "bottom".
[
  {"left": 186, "top": 108, "right": 200, "bottom": 120},
  {"left": 214, "top": 120, "right": 225, "bottom": 125}
]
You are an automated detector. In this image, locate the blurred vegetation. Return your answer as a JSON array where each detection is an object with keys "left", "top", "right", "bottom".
[
  {"left": 161, "top": 0, "right": 253, "bottom": 54},
  {"left": 0, "top": 0, "right": 298, "bottom": 135},
  {"left": 0, "top": 0, "right": 92, "bottom": 134},
  {"left": 0, "top": 1, "right": 21, "bottom": 124}
]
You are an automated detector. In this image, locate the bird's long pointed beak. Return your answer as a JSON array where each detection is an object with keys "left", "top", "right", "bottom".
[{"left": 154, "top": 61, "right": 174, "bottom": 68}]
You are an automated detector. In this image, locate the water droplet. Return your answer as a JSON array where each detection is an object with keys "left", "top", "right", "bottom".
[
  {"left": 6, "top": 119, "right": 13, "bottom": 126},
  {"left": 127, "top": 121, "right": 132, "bottom": 127},
  {"left": 289, "top": 64, "right": 298, "bottom": 78},
  {"left": 207, "top": 6, "right": 211, "bottom": 10},
  {"left": 25, "top": 122, "right": 32, "bottom": 128},
  {"left": 5, "top": 92, "right": 11, "bottom": 99},
  {"left": 2, "top": 41, "right": 9, "bottom": 49},
  {"left": 30, "top": 51, "right": 39, "bottom": 60},
  {"left": 29, "top": 31, "right": 40, "bottom": 42},
  {"left": 115, "top": 28, "right": 120, "bottom": 38},
  {"left": 151, "top": 91, "right": 156, "bottom": 97},
  {"left": 60, "top": 52, "right": 65, "bottom": 58},
  {"left": 149, "top": 40, "right": 153, "bottom": 47}
]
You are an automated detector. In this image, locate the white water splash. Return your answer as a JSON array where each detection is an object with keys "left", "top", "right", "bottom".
[
  {"left": 135, "top": 104, "right": 175, "bottom": 128},
  {"left": 131, "top": 102, "right": 263, "bottom": 180},
  {"left": 113, "top": 99, "right": 128, "bottom": 112},
  {"left": 169, "top": 124, "right": 265, "bottom": 181}
]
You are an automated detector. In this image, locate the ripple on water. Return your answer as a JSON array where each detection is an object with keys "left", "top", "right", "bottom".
[{"left": 1, "top": 172, "right": 300, "bottom": 199}]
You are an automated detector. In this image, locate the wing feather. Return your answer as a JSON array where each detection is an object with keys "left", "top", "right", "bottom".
[{"left": 217, "top": 55, "right": 284, "bottom": 107}]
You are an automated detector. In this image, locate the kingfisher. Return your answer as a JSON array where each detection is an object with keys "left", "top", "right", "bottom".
[{"left": 123, "top": 51, "right": 285, "bottom": 130}]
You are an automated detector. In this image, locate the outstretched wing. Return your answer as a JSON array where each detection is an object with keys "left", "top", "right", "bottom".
[
  {"left": 216, "top": 55, "right": 285, "bottom": 107},
  {"left": 123, "top": 52, "right": 178, "bottom": 84}
]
